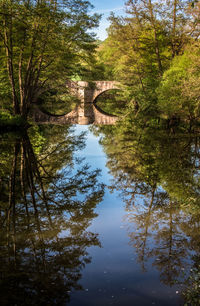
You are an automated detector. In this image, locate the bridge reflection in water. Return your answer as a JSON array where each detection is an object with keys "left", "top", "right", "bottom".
[
  {"left": 32, "top": 102, "right": 118, "bottom": 125},
  {"left": 32, "top": 81, "right": 119, "bottom": 125}
]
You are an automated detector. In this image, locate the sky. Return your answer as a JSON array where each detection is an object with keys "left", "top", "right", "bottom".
[{"left": 90, "top": 0, "right": 126, "bottom": 41}]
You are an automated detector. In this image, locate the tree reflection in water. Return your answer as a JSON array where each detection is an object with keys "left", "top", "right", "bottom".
[
  {"left": 0, "top": 126, "right": 104, "bottom": 305},
  {"left": 90, "top": 123, "right": 200, "bottom": 304}
]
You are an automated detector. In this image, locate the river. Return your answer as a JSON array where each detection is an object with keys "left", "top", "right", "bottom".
[{"left": 0, "top": 121, "right": 199, "bottom": 306}]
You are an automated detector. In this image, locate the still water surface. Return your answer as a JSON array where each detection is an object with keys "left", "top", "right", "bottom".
[{"left": 0, "top": 123, "right": 199, "bottom": 305}]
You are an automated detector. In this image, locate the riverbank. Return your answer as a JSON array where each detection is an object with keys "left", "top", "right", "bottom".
[{"left": 0, "top": 112, "right": 30, "bottom": 132}]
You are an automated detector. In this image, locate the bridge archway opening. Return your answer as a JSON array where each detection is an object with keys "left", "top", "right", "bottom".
[
  {"left": 93, "top": 89, "right": 126, "bottom": 116},
  {"left": 37, "top": 90, "right": 78, "bottom": 116},
  {"left": 93, "top": 103, "right": 118, "bottom": 118},
  {"left": 36, "top": 105, "right": 77, "bottom": 118},
  {"left": 93, "top": 88, "right": 121, "bottom": 103}
]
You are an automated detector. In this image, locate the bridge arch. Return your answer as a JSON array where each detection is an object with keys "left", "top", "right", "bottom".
[
  {"left": 86, "top": 81, "right": 120, "bottom": 103},
  {"left": 67, "top": 80, "right": 120, "bottom": 103}
]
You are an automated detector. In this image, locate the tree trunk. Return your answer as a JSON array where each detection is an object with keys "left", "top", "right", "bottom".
[
  {"left": 172, "top": 0, "right": 177, "bottom": 57},
  {"left": 148, "top": 0, "right": 163, "bottom": 75},
  {"left": 3, "top": 10, "right": 20, "bottom": 115}
]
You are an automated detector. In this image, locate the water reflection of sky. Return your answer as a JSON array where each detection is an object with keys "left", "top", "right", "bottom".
[
  {"left": 74, "top": 125, "right": 108, "bottom": 172},
  {"left": 69, "top": 125, "right": 182, "bottom": 306}
]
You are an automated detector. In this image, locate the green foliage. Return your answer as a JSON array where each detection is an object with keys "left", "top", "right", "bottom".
[
  {"left": 183, "top": 263, "right": 200, "bottom": 305},
  {"left": 27, "top": 125, "right": 46, "bottom": 154},
  {"left": 157, "top": 43, "right": 200, "bottom": 123},
  {"left": 95, "top": 0, "right": 200, "bottom": 126},
  {"left": 0, "top": 0, "right": 100, "bottom": 117},
  {"left": 0, "top": 111, "right": 26, "bottom": 128}
]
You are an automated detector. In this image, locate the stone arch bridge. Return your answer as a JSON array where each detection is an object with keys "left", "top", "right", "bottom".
[
  {"left": 67, "top": 80, "right": 120, "bottom": 103},
  {"left": 32, "top": 80, "right": 120, "bottom": 125}
]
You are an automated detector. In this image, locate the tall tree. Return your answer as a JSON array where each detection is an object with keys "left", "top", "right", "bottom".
[
  {"left": 0, "top": 0, "right": 99, "bottom": 117},
  {"left": 97, "top": 0, "right": 200, "bottom": 121}
]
